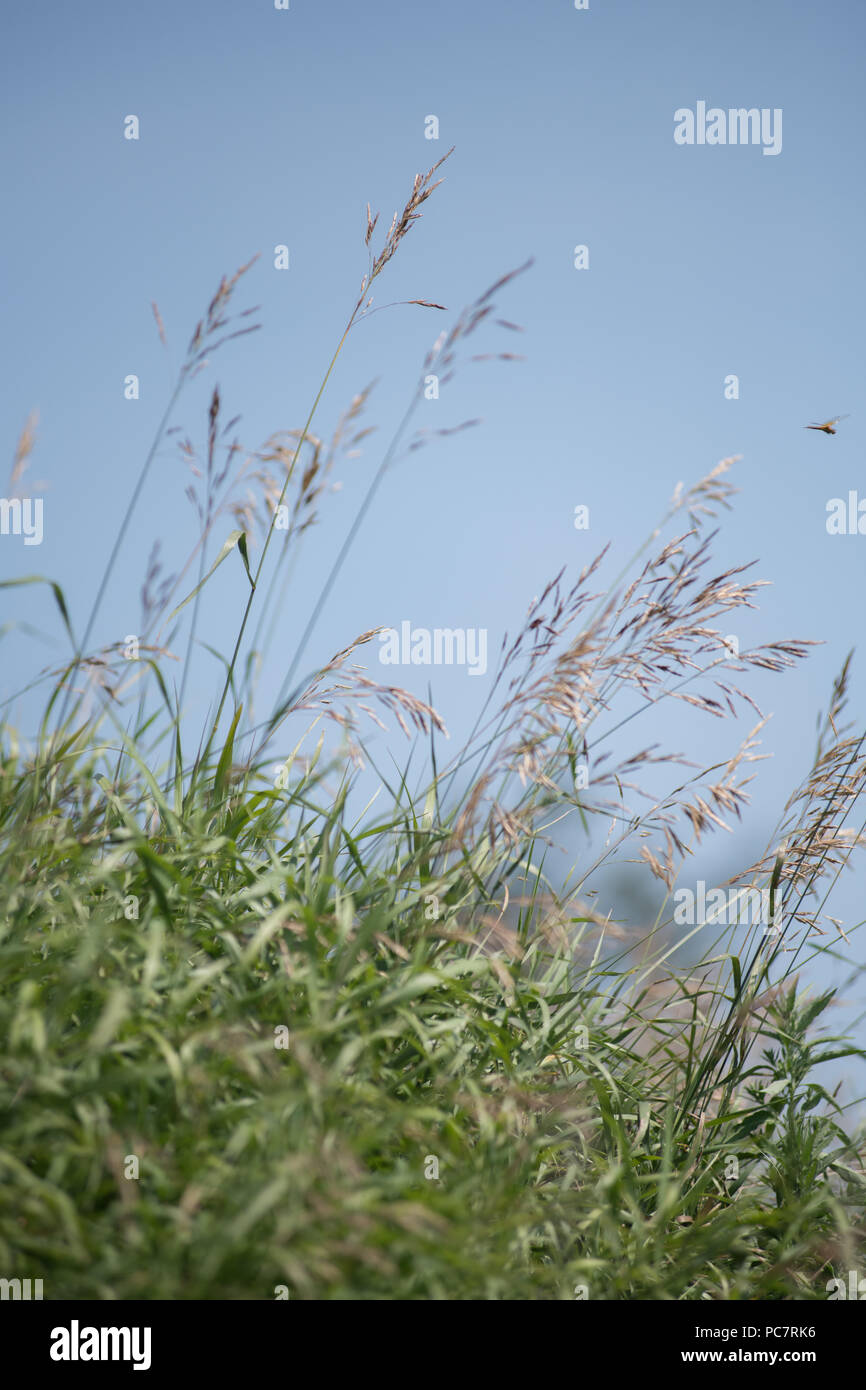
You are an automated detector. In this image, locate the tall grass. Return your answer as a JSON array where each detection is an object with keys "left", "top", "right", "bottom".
[{"left": 1, "top": 156, "right": 864, "bottom": 1300}]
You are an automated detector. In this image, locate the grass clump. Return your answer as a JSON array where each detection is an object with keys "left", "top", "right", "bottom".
[{"left": 1, "top": 155, "right": 864, "bottom": 1300}]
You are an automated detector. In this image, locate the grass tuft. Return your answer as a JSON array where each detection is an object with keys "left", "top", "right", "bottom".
[{"left": 1, "top": 157, "right": 864, "bottom": 1300}]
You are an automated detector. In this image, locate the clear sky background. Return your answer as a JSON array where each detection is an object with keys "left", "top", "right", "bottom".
[{"left": 2, "top": 1, "right": 865, "bottom": 1087}]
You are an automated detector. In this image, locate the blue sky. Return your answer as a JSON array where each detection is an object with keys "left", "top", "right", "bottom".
[{"left": 2, "top": 1, "right": 865, "bottom": 1077}]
